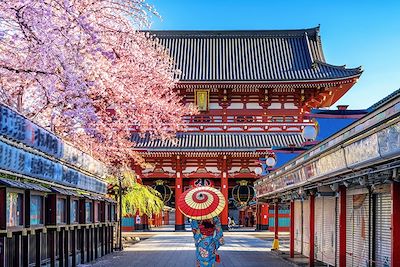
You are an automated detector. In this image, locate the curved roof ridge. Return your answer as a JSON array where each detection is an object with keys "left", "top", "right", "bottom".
[
  {"left": 145, "top": 26, "right": 321, "bottom": 38},
  {"left": 314, "top": 60, "right": 363, "bottom": 71}
]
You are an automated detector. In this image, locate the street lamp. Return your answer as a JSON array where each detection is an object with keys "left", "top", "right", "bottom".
[
  {"left": 265, "top": 156, "right": 276, "bottom": 169},
  {"left": 302, "top": 125, "right": 317, "bottom": 141},
  {"left": 118, "top": 175, "right": 123, "bottom": 250}
]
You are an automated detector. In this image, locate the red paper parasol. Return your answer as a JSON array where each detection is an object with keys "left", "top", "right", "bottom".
[{"left": 178, "top": 186, "right": 226, "bottom": 220}]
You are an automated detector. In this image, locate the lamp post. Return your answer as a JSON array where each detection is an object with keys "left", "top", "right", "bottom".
[{"left": 118, "top": 175, "right": 123, "bottom": 250}]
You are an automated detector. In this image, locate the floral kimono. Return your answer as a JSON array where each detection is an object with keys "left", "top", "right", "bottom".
[{"left": 191, "top": 217, "right": 225, "bottom": 267}]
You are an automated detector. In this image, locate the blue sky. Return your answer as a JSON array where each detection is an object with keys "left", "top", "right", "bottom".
[{"left": 147, "top": 0, "right": 400, "bottom": 109}]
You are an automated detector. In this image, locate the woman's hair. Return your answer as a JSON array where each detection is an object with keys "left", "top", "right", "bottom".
[{"left": 201, "top": 220, "right": 215, "bottom": 229}]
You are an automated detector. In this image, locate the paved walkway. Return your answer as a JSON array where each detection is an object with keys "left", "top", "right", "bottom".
[{"left": 81, "top": 232, "right": 293, "bottom": 267}]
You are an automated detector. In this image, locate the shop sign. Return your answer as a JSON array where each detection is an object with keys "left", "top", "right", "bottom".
[
  {"left": 0, "top": 140, "right": 106, "bottom": 194},
  {"left": 344, "top": 133, "right": 380, "bottom": 167},
  {"left": 0, "top": 104, "right": 106, "bottom": 177},
  {"left": 0, "top": 104, "right": 62, "bottom": 158},
  {"left": 314, "top": 148, "right": 346, "bottom": 178},
  {"left": 378, "top": 122, "right": 400, "bottom": 157}
]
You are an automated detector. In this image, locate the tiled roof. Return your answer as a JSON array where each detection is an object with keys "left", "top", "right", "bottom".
[
  {"left": 51, "top": 186, "right": 80, "bottom": 196},
  {"left": 368, "top": 88, "right": 400, "bottom": 111},
  {"left": 148, "top": 27, "right": 362, "bottom": 82},
  {"left": 0, "top": 178, "right": 51, "bottom": 192},
  {"left": 132, "top": 133, "right": 306, "bottom": 152}
]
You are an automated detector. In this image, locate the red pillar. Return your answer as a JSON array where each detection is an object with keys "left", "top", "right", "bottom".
[
  {"left": 392, "top": 182, "right": 400, "bottom": 267},
  {"left": 257, "top": 203, "right": 268, "bottom": 230},
  {"left": 220, "top": 156, "right": 229, "bottom": 230},
  {"left": 272, "top": 202, "right": 279, "bottom": 250},
  {"left": 339, "top": 186, "right": 346, "bottom": 267},
  {"left": 309, "top": 194, "right": 315, "bottom": 267},
  {"left": 165, "top": 211, "right": 169, "bottom": 225},
  {"left": 290, "top": 200, "right": 295, "bottom": 258},
  {"left": 274, "top": 203, "right": 279, "bottom": 239},
  {"left": 175, "top": 156, "right": 185, "bottom": 231}
]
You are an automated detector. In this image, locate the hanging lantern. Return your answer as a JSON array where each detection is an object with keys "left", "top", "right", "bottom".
[
  {"left": 302, "top": 125, "right": 317, "bottom": 141},
  {"left": 153, "top": 180, "right": 172, "bottom": 203},
  {"left": 232, "top": 180, "right": 255, "bottom": 208},
  {"left": 254, "top": 167, "right": 263, "bottom": 175},
  {"left": 266, "top": 155, "right": 277, "bottom": 168}
]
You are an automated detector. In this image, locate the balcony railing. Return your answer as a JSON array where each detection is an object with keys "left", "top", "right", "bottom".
[{"left": 183, "top": 115, "right": 307, "bottom": 124}]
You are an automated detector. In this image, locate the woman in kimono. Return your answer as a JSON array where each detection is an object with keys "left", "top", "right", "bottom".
[{"left": 191, "top": 216, "right": 225, "bottom": 267}]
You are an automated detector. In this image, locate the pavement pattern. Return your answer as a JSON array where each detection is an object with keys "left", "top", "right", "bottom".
[{"left": 80, "top": 231, "right": 294, "bottom": 267}]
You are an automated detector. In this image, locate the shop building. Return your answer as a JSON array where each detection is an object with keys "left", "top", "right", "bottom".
[
  {"left": 255, "top": 90, "right": 400, "bottom": 266},
  {"left": 0, "top": 104, "right": 116, "bottom": 267}
]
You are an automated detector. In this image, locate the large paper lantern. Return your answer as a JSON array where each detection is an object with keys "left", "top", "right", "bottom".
[
  {"left": 153, "top": 180, "right": 172, "bottom": 203},
  {"left": 232, "top": 180, "right": 255, "bottom": 207}
]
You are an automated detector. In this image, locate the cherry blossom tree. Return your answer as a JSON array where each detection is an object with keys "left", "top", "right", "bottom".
[{"left": 0, "top": 0, "right": 195, "bottom": 167}]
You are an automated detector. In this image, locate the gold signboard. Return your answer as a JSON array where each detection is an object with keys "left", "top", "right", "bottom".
[{"left": 195, "top": 89, "right": 209, "bottom": 111}]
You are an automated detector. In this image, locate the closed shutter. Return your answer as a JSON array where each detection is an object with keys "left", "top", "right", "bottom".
[
  {"left": 322, "top": 197, "right": 336, "bottom": 266},
  {"left": 375, "top": 193, "right": 391, "bottom": 266},
  {"left": 303, "top": 199, "right": 310, "bottom": 257},
  {"left": 294, "top": 200, "right": 302, "bottom": 253},
  {"left": 315, "top": 197, "right": 324, "bottom": 262},
  {"left": 347, "top": 190, "right": 370, "bottom": 267}
]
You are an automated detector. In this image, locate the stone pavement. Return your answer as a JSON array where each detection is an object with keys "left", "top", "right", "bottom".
[{"left": 81, "top": 231, "right": 294, "bottom": 267}]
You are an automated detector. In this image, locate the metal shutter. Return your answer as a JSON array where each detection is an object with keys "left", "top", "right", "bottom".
[
  {"left": 347, "top": 190, "right": 370, "bottom": 267},
  {"left": 322, "top": 197, "right": 336, "bottom": 266},
  {"left": 294, "top": 200, "right": 303, "bottom": 253},
  {"left": 315, "top": 197, "right": 324, "bottom": 262},
  {"left": 375, "top": 193, "right": 391, "bottom": 266},
  {"left": 303, "top": 199, "right": 310, "bottom": 257}
]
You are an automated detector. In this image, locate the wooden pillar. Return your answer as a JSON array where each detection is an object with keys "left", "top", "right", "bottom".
[
  {"left": 14, "top": 234, "right": 20, "bottom": 267},
  {"left": 392, "top": 182, "right": 400, "bottom": 267},
  {"left": 71, "top": 228, "right": 76, "bottom": 267},
  {"left": 22, "top": 234, "right": 28, "bottom": 267},
  {"left": 220, "top": 156, "right": 229, "bottom": 230},
  {"left": 339, "top": 186, "right": 347, "bottom": 267},
  {"left": 94, "top": 227, "right": 98, "bottom": 259},
  {"left": 79, "top": 228, "right": 84, "bottom": 263},
  {"left": 59, "top": 230, "right": 64, "bottom": 267},
  {"left": 104, "top": 226, "right": 108, "bottom": 254},
  {"left": 175, "top": 156, "right": 185, "bottom": 231},
  {"left": 309, "top": 194, "right": 315, "bottom": 267},
  {"left": 111, "top": 225, "right": 114, "bottom": 252},
  {"left": 90, "top": 228, "right": 93, "bottom": 261},
  {"left": 64, "top": 229, "right": 69, "bottom": 267},
  {"left": 100, "top": 226, "right": 104, "bottom": 256},
  {"left": 35, "top": 231, "right": 42, "bottom": 266},
  {"left": 0, "top": 236, "right": 5, "bottom": 267},
  {"left": 49, "top": 230, "right": 56, "bottom": 267},
  {"left": 290, "top": 200, "right": 295, "bottom": 258}
]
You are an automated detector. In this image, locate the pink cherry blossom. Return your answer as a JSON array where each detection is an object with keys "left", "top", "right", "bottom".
[{"left": 0, "top": 0, "right": 196, "bottom": 168}]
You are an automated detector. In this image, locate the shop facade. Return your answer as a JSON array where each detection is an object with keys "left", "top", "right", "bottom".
[
  {"left": 0, "top": 104, "right": 116, "bottom": 267},
  {"left": 255, "top": 92, "right": 400, "bottom": 266}
]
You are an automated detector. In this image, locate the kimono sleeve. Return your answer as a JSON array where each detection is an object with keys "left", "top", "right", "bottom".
[
  {"left": 212, "top": 216, "right": 225, "bottom": 249},
  {"left": 191, "top": 220, "right": 202, "bottom": 246}
]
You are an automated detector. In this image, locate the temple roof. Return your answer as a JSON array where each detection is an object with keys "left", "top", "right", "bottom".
[
  {"left": 148, "top": 27, "right": 362, "bottom": 82},
  {"left": 132, "top": 133, "right": 305, "bottom": 152}
]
